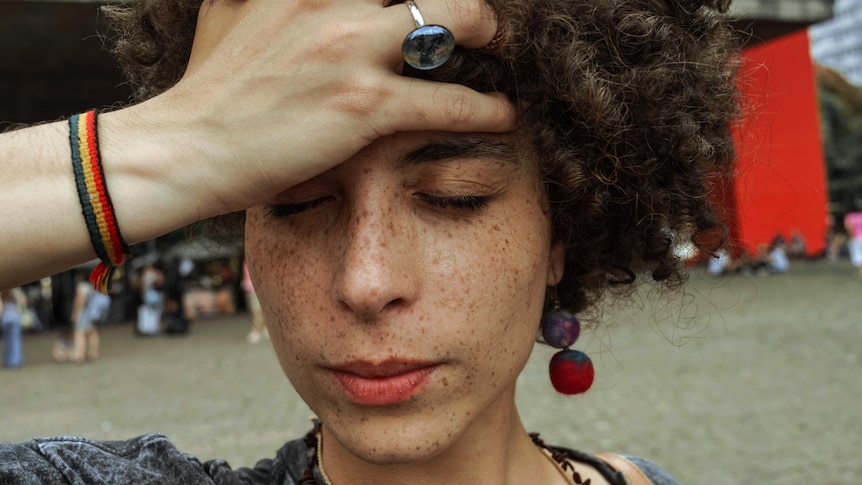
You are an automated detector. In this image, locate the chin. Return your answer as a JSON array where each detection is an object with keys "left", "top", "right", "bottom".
[
  {"left": 324, "top": 406, "right": 469, "bottom": 465},
  {"left": 350, "top": 442, "right": 443, "bottom": 466}
]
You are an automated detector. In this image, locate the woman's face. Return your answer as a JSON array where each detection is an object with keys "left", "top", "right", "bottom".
[{"left": 245, "top": 131, "right": 564, "bottom": 463}]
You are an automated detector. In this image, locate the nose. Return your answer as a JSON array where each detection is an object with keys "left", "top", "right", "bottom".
[{"left": 333, "top": 201, "right": 420, "bottom": 319}]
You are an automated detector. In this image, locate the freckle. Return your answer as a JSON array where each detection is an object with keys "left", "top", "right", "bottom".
[{"left": 441, "top": 377, "right": 448, "bottom": 386}]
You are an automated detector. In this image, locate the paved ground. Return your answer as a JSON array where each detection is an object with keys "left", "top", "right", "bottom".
[{"left": 2, "top": 260, "right": 861, "bottom": 484}]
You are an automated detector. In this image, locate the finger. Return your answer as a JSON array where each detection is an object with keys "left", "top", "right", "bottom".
[
  {"left": 385, "top": 80, "right": 517, "bottom": 134},
  {"left": 377, "top": 0, "right": 498, "bottom": 64}
]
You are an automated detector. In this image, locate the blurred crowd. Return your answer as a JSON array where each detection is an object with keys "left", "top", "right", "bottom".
[
  {"left": 705, "top": 211, "right": 862, "bottom": 277},
  {"left": 1, "top": 247, "right": 263, "bottom": 370}
]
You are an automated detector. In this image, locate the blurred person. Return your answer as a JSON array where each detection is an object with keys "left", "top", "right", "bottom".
[
  {"left": 163, "top": 257, "right": 192, "bottom": 335},
  {"left": 0, "top": 0, "right": 739, "bottom": 484},
  {"left": 751, "top": 236, "right": 789, "bottom": 275},
  {"left": 178, "top": 257, "right": 196, "bottom": 319},
  {"left": 212, "top": 261, "right": 237, "bottom": 315},
  {"left": 708, "top": 249, "right": 732, "bottom": 276},
  {"left": 844, "top": 211, "right": 862, "bottom": 275},
  {"left": 51, "top": 328, "right": 76, "bottom": 363},
  {"left": 788, "top": 228, "right": 807, "bottom": 260},
  {"left": 0, "top": 287, "right": 26, "bottom": 369},
  {"left": 134, "top": 263, "right": 165, "bottom": 335},
  {"left": 765, "top": 237, "right": 790, "bottom": 274},
  {"left": 70, "top": 271, "right": 112, "bottom": 362}
]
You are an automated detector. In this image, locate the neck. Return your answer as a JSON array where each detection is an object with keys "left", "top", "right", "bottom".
[{"left": 318, "top": 398, "right": 567, "bottom": 485}]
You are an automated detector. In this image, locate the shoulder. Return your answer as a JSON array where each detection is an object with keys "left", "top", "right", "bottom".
[
  {"left": 0, "top": 434, "right": 212, "bottom": 485},
  {"left": 610, "top": 454, "right": 683, "bottom": 485},
  {"left": 535, "top": 436, "right": 681, "bottom": 485},
  {"left": 210, "top": 435, "right": 311, "bottom": 485},
  {"left": 0, "top": 431, "right": 316, "bottom": 485}
]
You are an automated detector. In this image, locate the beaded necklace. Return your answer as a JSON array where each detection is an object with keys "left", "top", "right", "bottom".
[
  {"left": 299, "top": 422, "right": 589, "bottom": 485},
  {"left": 530, "top": 433, "right": 591, "bottom": 485}
]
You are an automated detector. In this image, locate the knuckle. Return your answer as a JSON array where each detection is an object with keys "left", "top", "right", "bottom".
[{"left": 313, "top": 20, "right": 364, "bottom": 59}]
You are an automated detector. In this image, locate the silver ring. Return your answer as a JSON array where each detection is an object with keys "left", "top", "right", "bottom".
[
  {"left": 406, "top": 0, "right": 425, "bottom": 27},
  {"left": 401, "top": 0, "right": 455, "bottom": 71}
]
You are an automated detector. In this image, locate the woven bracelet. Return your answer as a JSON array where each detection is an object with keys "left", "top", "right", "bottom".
[{"left": 69, "top": 109, "right": 130, "bottom": 293}]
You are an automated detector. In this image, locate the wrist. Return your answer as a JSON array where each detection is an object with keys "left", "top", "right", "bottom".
[{"left": 96, "top": 98, "right": 221, "bottom": 244}]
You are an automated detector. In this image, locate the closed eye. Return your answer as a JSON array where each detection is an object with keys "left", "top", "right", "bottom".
[
  {"left": 266, "top": 197, "right": 332, "bottom": 218},
  {"left": 416, "top": 194, "right": 491, "bottom": 211}
]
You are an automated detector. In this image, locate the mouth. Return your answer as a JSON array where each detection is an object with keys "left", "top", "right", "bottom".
[{"left": 327, "top": 360, "right": 441, "bottom": 406}]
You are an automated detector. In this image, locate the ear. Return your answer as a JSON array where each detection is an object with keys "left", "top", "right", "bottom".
[{"left": 547, "top": 239, "right": 566, "bottom": 286}]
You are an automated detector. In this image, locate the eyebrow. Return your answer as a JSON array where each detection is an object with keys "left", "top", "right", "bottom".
[{"left": 395, "top": 136, "right": 523, "bottom": 169}]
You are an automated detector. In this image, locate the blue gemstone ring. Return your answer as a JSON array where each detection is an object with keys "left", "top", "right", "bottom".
[{"left": 402, "top": 0, "right": 454, "bottom": 70}]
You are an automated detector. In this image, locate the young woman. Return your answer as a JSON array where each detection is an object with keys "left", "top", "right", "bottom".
[{"left": 0, "top": 0, "right": 738, "bottom": 483}]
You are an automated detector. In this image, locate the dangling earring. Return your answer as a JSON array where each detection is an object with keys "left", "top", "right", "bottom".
[{"left": 541, "top": 298, "right": 594, "bottom": 395}]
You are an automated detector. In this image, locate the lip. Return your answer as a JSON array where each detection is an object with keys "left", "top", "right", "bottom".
[{"left": 328, "top": 360, "right": 440, "bottom": 406}]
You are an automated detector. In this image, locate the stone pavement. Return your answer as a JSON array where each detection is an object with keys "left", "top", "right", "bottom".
[{"left": 2, "top": 260, "right": 861, "bottom": 484}]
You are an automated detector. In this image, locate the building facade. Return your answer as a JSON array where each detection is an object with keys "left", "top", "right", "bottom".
[
  {"left": 731, "top": 0, "right": 833, "bottom": 43},
  {"left": 810, "top": 0, "right": 862, "bottom": 86}
]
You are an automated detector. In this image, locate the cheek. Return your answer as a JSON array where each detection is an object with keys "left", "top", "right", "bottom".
[
  {"left": 433, "top": 208, "right": 551, "bottom": 365},
  {"left": 245, "top": 210, "right": 328, "bottom": 352},
  {"left": 464, "top": 213, "right": 549, "bottom": 300}
]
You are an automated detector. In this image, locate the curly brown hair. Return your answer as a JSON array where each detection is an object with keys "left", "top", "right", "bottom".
[{"left": 104, "top": 0, "right": 739, "bottom": 316}]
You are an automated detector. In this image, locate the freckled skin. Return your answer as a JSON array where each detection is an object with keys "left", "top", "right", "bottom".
[{"left": 245, "top": 132, "right": 566, "bottom": 483}]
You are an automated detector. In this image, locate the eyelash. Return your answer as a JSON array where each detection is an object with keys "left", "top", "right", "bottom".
[
  {"left": 266, "top": 193, "right": 491, "bottom": 219},
  {"left": 416, "top": 194, "right": 491, "bottom": 211},
  {"left": 266, "top": 197, "right": 330, "bottom": 218}
]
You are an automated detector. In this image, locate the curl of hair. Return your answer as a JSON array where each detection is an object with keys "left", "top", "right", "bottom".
[{"left": 104, "top": 0, "right": 740, "bottom": 315}]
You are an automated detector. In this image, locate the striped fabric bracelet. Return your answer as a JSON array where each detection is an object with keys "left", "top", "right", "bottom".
[{"left": 69, "top": 109, "right": 130, "bottom": 293}]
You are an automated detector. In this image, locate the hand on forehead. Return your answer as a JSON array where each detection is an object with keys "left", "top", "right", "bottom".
[{"left": 191, "top": 0, "right": 500, "bottom": 69}]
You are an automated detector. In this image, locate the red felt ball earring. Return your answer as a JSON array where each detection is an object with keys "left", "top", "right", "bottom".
[{"left": 541, "top": 299, "right": 594, "bottom": 395}]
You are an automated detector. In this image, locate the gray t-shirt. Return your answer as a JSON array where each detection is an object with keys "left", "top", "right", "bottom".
[{"left": 0, "top": 431, "right": 680, "bottom": 484}]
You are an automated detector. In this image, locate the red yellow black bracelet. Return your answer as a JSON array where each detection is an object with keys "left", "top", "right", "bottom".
[{"left": 69, "top": 109, "right": 129, "bottom": 293}]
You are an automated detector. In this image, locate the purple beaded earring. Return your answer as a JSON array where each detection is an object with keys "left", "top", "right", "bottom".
[{"left": 541, "top": 298, "right": 594, "bottom": 395}]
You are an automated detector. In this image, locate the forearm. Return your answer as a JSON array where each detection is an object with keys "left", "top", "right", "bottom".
[
  {"left": 0, "top": 106, "right": 211, "bottom": 290},
  {"left": 0, "top": 121, "right": 94, "bottom": 288}
]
